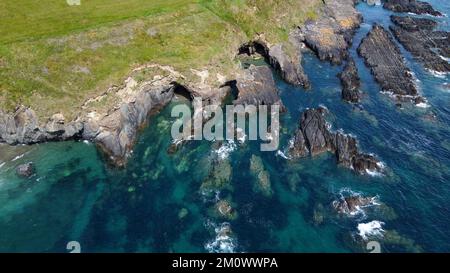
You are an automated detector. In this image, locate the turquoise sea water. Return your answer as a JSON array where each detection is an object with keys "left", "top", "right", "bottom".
[{"left": 0, "top": 1, "right": 449, "bottom": 253}]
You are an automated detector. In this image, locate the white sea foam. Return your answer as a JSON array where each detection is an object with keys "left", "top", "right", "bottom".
[
  {"left": 0, "top": 162, "right": 5, "bottom": 169},
  {"left": 205, "top": 222, "right": 237, "bottom": 253},
  {"left": 276, "top": 150, "right": 291, "bottom": 160},
  {"left": 215, "top": 140, "right": 237, "bottom": 160},
  {"left": 357, "top": 221, "right": 385, "bottom": 240},
  {"left": 415, "top": 102, "right": 430, "bottom": 108},
  {"left": 427, "top": 69, "right": 449, "bottom": 78},
  {"left": 83, "top": 140, "right": 91, "bottom": 145}
]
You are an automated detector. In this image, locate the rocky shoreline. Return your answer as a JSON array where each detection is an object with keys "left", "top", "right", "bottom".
[{"left": 1, "top": 0, "right": 363, "bottom": 167}]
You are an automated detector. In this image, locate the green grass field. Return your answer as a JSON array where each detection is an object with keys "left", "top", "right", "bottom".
[{"left": 0, "top": 0, "right": 321, "bottom": 119}]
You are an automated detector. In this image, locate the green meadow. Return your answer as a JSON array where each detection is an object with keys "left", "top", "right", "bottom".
[{"left": 0, "top": 0, "right": 321, "bottom": 119}]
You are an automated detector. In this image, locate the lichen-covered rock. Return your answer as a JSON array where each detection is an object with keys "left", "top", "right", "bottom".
[
  {"left": 383, "top": 0, "right": 442, "bottom": 16},
  {"left": 358, "top": 24, "right": 425, "bottom": 104},
  {"left": 339, "top": 58, "right": 361, "bottom": 103},
  {"left": 298, "top": 0, "right": 362, "bottom": 64}
]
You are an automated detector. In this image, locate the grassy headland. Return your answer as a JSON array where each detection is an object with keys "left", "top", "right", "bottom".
[{"left": 0, "top": 0, "right": 322, "bottom": 120}]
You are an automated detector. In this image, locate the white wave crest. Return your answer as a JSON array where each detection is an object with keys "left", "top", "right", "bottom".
[
  {"left": 205, "top": 222, "right": 237, "bottom": 253},
  {"left": 358, "top": 220, "right": 385, "bottom": 240},
  {"left": 215, "top": 140, "right": 237, "bottom": 160}
]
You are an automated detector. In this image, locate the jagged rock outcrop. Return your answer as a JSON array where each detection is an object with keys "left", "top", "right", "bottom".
[
  {"left": 268, "top": 43, "right": 310, "bottom": 88},
  {"left": 289, "top": 107, "right": 383, "bottom": 175},
  {"left": 239, "top": 37, "right": 310, "bottom": 88},
  {"left": 16, "top": 162, "right": 35, "bottom": 178},
  {"left": 390, "top": 16, "right": 450, "bottom": 73},
  {"left": 234, "top": 65, "right": 285, "bottom": 110},
  {"left": 0, "top": 108, "right": 83, "bottom": 144},
  {"left": 339, "top": 58, "right": 361, "bottom": 103},
  {"left": 297, "top": 0, "right": 362, "bottom": 64},
  {"left": 383, "top": 0, "right": 442, "bottom": 16},
  {"left": 333, "top": 195, "right": 376, "bottom": 215},
  {"left": 358, "top": 24, "right": 425, "bottom": 104}
]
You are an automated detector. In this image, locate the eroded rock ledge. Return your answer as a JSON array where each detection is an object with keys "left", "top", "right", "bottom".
[
  {"left": 238, "top": 35, "right": 310, "bottom": 88},
  {"left": 383, "top": 0, "right": 442, "bottom": 17},
  {"left": 358, "top": 24, "right": 425, "bottom": 105},
  {"left": 390, "top": 15, "right": 450, "bottom": 73},
  {"left": 297, "top": 0, "right": 362, "bottom": 65},
  {"left": 234, "top": 65, "right": 285, "bottom": 110},
  {"left": 289, "top": 107, "right": 383, "bottom": 175}
]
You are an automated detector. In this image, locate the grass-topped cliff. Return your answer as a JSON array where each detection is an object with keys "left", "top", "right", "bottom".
[{"left": 0, "top": 0, "right": 322, "bottom": 120}]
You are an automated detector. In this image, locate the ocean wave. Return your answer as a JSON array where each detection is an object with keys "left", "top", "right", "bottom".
[
  {"left": 204, "top": 222, "right": 238, "bottom": 253},
  {"left": 357, "top": 220, "right": 385, "bottom": 240},
  {"left": 0, "top": 162, "right": 5, "bottom": 169}
]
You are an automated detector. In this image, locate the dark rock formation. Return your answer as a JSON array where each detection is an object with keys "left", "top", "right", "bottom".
[
  {"left": 333, "top": 195, "right": 376, "bottom": 215},
  {"left": 383, "top": 0, "right": 442, "bottom": 16},
  {"left": 16, "top": 162, "right": 35, "bottom": 178},
  {"left": 390, "top": 16, "right": 450, "bottom": 73},
  {"left": 234, "top": 65, "right": 285, "bottom": 110},
  {"left": 339, "top": 58, "right": 361, "bottom": 103},
  {"left": 289, "top": 107, "right": 383, "bottom": 174},
  {"left": 391, "top": 15, "right": 437, "bottom": 32},
  {"left": 297, "top": 0, "right": 362, "bottom": 64},
  {"left": 358, "top": 24, "right": 425, "bottom": 104}
]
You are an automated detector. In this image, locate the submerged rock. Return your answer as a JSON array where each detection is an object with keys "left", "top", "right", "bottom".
[
  {"left": 383, "top": 0, "right": 442, "bottom": 16},
  {"left": 289, "top": 107, "right": 383, "bottom": 175},
  {"left": 297, "top": 0, "right": 362, "bottom": 64},
  {"left": 200, "top": 158, "right": 232, "bottom": 194},
  {"left": 339, "top": 58, "right": 361, "bottom": 103},
  {"left": 249, "top": 155, "right": 273, "bottom": 197},
  {"left": 16, "top": 162, "right": 35, "bottom": 178},
  {"left": 235, "top": 65, "right": 285, "bottom": 110},
  {"left": 390, "top": 16, "right": 450, "bottom": 73},
  {"left": 358, "top": 24, "right": 425, "bottom": 105}
]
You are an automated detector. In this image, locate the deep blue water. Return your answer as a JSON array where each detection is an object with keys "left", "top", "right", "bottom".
[{"left": 0, "top": 1, "right": 449, "bottom": 253}]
